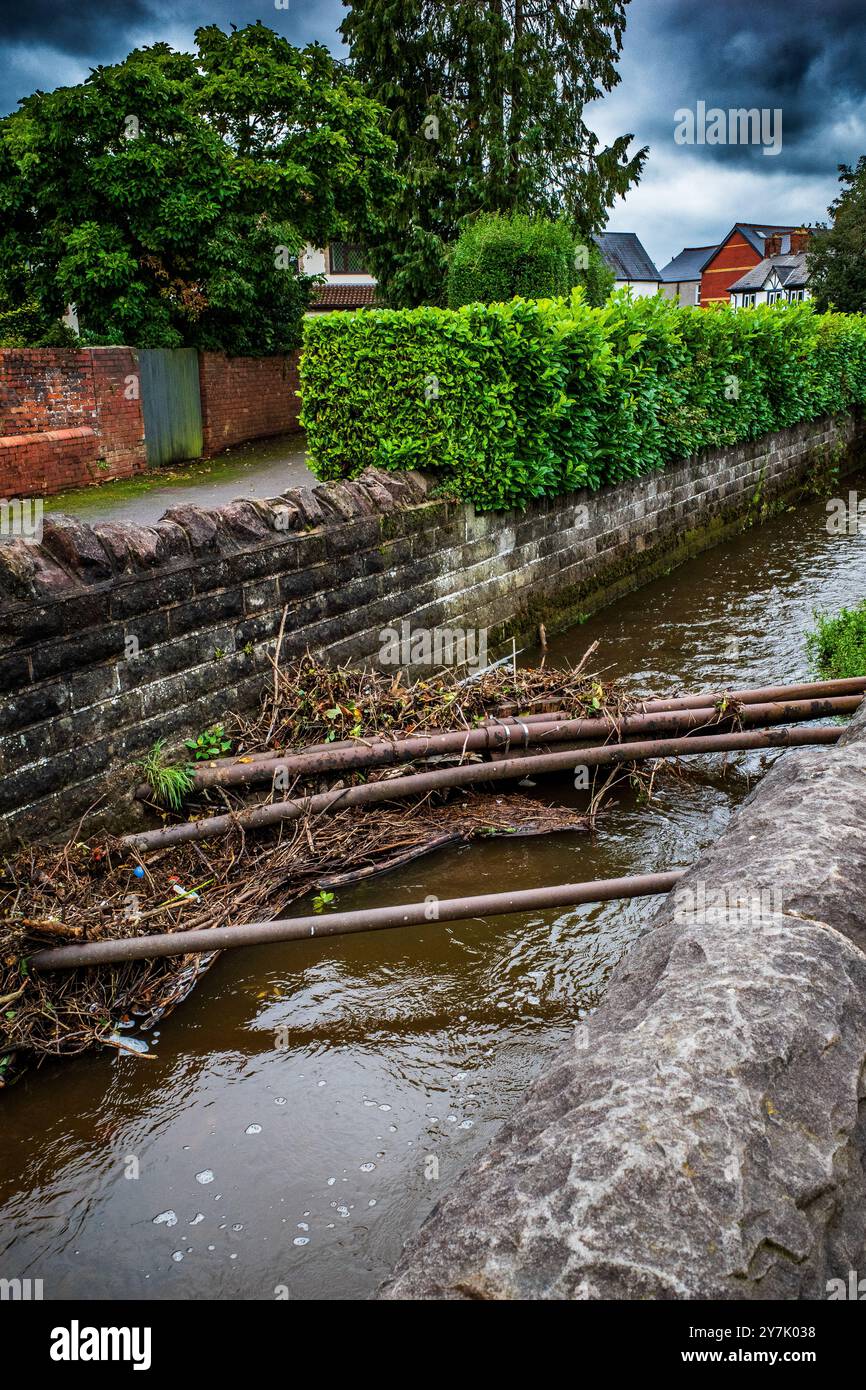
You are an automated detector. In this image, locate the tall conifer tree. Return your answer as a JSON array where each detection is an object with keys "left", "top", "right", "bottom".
[{"left": 341, "top": 0, "right": 646, "bottom": 305}]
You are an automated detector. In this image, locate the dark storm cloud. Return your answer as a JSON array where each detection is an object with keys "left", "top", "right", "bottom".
[
  {"left": 591, "top": 0, "right": 866, "bottom": 265},
  {"left": 0, "top": 0, "right": 155, "bottom": 55},
  {"left": 0, "top": 0, "right": 345, "bottom": 114},
  {"left": 0, "top": 0, "right": 861, "bottom": 264},
  {"left": 623, "top": 0, "right": 866, "bottom": 174}
]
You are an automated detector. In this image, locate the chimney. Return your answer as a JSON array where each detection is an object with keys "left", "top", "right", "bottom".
[
  {"left": 789, "top": 228, "right": 810, "bottom": 254},
  {"left": 763, "top": 233, "right": 782, "bottom": 257}
]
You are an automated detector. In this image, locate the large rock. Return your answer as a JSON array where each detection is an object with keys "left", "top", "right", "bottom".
[{"left": 381, "top": 706, "right": 866, "bottom": 1299}]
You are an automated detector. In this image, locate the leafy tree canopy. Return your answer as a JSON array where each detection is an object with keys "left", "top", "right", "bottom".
[
  {"left": 0, "top": 22, "right": 401, "bottom": 352},
  {"left": 808, "top": 156, "right": 866, "bottom": 314},
  {"left": 341, "top": 0, "right": 646, "bottom": 306}
]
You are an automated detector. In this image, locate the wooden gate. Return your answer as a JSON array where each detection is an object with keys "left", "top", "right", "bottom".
[{"left": 138, "top": 349, "right": 203, "bottom": 467}]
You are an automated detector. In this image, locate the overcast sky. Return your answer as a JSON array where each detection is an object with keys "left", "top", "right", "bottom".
[{"left": 1, "top": 0, "right": 862, "bottom": 270}]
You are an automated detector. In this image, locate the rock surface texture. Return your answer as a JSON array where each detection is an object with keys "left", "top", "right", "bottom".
[{"left": 380, "top": 705, "right": 866, "bottom": 1299}]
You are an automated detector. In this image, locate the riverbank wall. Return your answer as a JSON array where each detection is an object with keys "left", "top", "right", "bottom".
[
  {"left": 0, "top": 410, "right": 863, "bottom": 847},
  {"left": 380, "top": 698, "right": 866, "bottom": 1300}
]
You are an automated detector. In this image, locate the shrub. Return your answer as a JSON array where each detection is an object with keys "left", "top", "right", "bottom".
[
  {"left": 807, "top": 602, "right": 866, "bottom": 679},
  {"left": 0, "top": 301, "right": 79, "bottom": 348},
  {"left": 447, "top": 214, "right": 578, "bottom": 309},
  {"left": 302, "top": 297, "right": 866, "bottom": 511},
  {"left": 578, "top": 244, "right": 616, "bottom": 309}
]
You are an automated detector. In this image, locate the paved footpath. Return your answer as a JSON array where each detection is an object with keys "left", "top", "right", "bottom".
[{"left": 46, "top": 433, "right": 314, "bottom": 526}]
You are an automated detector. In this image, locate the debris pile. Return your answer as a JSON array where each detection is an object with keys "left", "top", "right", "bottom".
[
  {"left": 2, "top": 654, "right": 861, "bottom": 1083},
  {"left": 1, "top": 655, "right": 610, "bottom": 1081}
]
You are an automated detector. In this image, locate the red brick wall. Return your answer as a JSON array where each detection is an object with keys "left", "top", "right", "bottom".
[
  {"left": 0, "top": 346, "right": 301, "bottom": 497},
  {"left": 0, "top": 349, "right": 95, "bottom": 436},
  {"left": 198, "top": 351, "right": 301, "bottom": 455},
  {"left": 90, "top": 348, "right": 148, "bottom": 472},
  {"left": 700, "top": 232, "right": 761, "bottom": 307},
  {"left": 0, "top": 347, "right": 147, "bottom": 496}
]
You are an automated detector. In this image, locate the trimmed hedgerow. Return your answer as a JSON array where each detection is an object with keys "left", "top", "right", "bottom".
[
  {"left": 301, "top": 294, "right": 866, "bottom": 512},
  {"left": 301, "top": 298, "right": 570, "bottom": 510}
]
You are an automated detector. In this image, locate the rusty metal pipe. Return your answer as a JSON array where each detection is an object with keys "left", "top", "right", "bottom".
[
  {"left": 123, "top": 724, "right": 841, "bottom": 855},
  {"left": 164, "top": 697, "right": 860, "bottom": 793},
  {"left": 496, "top": 677, "right": 866, "bottom": 723},
  {"left": 164, "top": 678, "right": 866, "bottom": 792},
  {"left": 29, "top": 871, "right": 686, "bottom": 971}
]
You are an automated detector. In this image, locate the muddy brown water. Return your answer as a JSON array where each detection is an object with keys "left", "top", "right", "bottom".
[{"left": 2, "top": 477, "right": 865, "bottom": 1301}]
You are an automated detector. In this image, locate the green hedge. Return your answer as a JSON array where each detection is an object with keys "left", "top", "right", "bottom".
[{"left": 301, "top": 293, "right": 866, "bottom": 511}]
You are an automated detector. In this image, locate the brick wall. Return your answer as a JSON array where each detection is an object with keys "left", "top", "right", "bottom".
[
  {"left": 0, "top": 347, "right": 147, "bottom": 496},
  {"left": 0, "top": 411, "right": 862, "bottom": 847},
  {"left": 0, "top": 346, "right": 302, "bottom": 498},
  {"left": 90, "top": 348, "right": 148, "bottom": 473},
  {"left": 199, "top": 351, "right": 301, "bottom": 455},
  {"left": 0, "top": 349, "right": 94, "bottom": 436}
]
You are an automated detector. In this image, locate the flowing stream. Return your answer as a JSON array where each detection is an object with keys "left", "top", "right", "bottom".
[{"left": 2, "top": 473, "right": 865, "bottom": 1300}]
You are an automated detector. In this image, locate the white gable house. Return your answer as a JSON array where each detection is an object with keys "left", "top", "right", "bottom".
[
  {"left": 594, "top": 232, "right": 662, "bottom": 298},
  {"left": 728, "top": 233, "right": 811, "bottom": 308}
]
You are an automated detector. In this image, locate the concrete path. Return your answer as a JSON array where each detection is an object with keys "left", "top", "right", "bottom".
[{"left": 46, "top": 433, "right": 315, "bottom": 526}]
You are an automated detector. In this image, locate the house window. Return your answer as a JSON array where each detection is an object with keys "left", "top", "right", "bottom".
[
  {"left": 741, "top": 292, "right": 756, "bottom": 307},
  {"left": 328, "top": 243, "right": 368, "bottom": 274},
  {"left": 787, "top": 289, "right": 805, "bottom": 301},
  {"left": 766, "top": 290, "right": 783, "bottom": 304}
]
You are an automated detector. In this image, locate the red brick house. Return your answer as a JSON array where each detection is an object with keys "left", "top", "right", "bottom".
[{"left": 698, "top": 224, "right": 806, "bottom": 307}]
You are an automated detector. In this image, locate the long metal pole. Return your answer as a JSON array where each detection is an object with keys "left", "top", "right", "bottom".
[
  {"left": 141, "top": 696, "right": 860, "bottom": 796},
  {"left": 29, "top": 871, "right": 686, "bottom": 971},
  {"left": 182, "top": 678, "right": 865, "bottom": 782},
  {"left": 123, "top": 724, "right": 841, "bottom": 854},
  {"left": 495, "top": 676, "right": 866, "bottom": 721}
]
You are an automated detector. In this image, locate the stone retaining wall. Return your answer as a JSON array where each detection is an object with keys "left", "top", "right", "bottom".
[{"left": 0, "top": 411, "right": 862, "bottom": 847}]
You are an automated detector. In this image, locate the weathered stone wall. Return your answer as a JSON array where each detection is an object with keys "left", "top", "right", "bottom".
[
  {"left": 380, "top": 701, "right": 866, "bottom": 1301},
  {"left": 0, "top": 411, "right": 861, "bottom": 847}
]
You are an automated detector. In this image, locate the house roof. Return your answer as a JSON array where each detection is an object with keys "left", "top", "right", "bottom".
[
  {"left": 309, "top": 283, "right": 381, "bottom": 311},
  {"left": 659, "top": 245, "right": 719, "bottom": 282},
  {"left": 728, "top": 252, "right": 810, "bottom": 293},
  {"left": 594, "top": 232, "right": 661, "bottom": 283},
  {"left": 711, "top": 223, "right": 801, "bottom": 258}
]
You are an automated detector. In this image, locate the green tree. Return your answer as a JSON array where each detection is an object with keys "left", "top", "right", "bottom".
[
  {"left": 581, "top": 243, "right": 617, "bottom": 308},
  {"left": 341, "top": 0, "right": 646, "bottom": 306},
  {"left": 0, "top": 23, "right": 401, "bottom": 351},
  {"left": 808, "top": 157, "right": 866, "bottom": 314}
]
